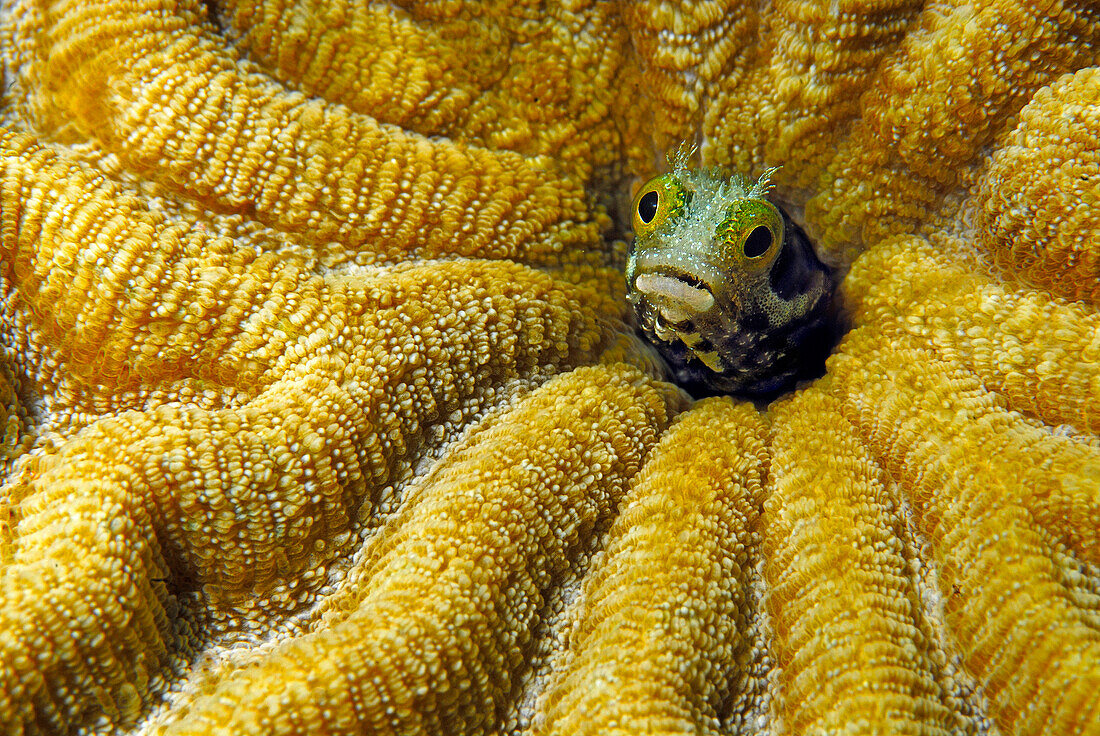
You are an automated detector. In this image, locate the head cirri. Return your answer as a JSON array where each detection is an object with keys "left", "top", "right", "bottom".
[{"left": 625, "top": 156, "right": 837, "bottom": 397}]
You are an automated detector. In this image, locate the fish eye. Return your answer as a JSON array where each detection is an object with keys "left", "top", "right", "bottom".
[
  {"left": 718, "top": 199, "right": 784, "bottom": 271},
  {"left": 743, "top": 226, "right": 774, "bottom": 258},
  {"left": 631, "top": 175, "right": 687, "bottom": 238},
  {"left": 638, "top": 190, "right": 659, "bottom": 224}
]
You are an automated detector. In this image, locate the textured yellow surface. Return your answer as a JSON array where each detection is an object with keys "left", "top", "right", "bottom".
[
  {"left": 0, "top": 1, "right": 1099, "bottom": 735},
  {"left": 161, "top": 364, "right": 678, "bottom": 735},
  {"left": 536, "top": 398, "right": 767, "bottom": 735},
  {"left": 765, "top": 388, "right": 955, "bottom": 735},
  {"left": 973, "top": 67, "right": 1100, "bottom": 304}
]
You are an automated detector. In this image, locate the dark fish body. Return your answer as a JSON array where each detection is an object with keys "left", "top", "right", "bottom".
[{"left": 626, "top": 162, "right": 837, "bottom": 397}]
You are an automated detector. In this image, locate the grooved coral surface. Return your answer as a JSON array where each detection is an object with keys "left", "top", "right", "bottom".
[{"left": 0, "top": 1, "right": 1098, "bottom": 735}]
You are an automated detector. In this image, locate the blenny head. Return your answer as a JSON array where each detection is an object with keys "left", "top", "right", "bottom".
[{"left": 625, "top": 155, "right": 838, "bottom": 397}]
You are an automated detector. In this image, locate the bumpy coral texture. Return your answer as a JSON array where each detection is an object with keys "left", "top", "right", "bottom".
[{"left": 0, "top": 1, "right": 1098, "bottom": 735}]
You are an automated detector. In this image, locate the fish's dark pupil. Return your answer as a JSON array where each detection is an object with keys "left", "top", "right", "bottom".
[
  {"left": 744, "top": 226, "right": 773, "bottom": 258},
  {"left": 638, "top": 190, "right": 660, "bottom": 224}
]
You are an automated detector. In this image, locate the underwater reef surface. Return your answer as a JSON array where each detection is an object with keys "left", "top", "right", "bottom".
[{"left": 0, "top": 0, "right": 1098, "bottom": 734}]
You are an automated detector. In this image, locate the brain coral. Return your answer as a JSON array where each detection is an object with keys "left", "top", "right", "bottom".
[{"left": 0, "top": 0, "right": 1098, "bottom": 735}]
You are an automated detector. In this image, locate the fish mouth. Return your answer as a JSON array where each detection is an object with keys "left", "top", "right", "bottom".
[
  {"left": 632, "top": 270, "right": 716, "bottom": 324},
  {"left": 652, "top": 267, "right": 709, "bottom": 292}
]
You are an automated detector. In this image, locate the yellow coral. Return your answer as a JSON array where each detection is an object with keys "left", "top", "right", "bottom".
[
  {"left": 216, "top": 0, "right": 650, "bottom": 186},
  {"left": 536, "top": 398, "right": 766, "bottom": 735},
  {"left": 973, "top": 67, "right": 1100, "bottom": 304},
  {"left": 704, "top": 0, "right": 924, "bottom": 192},
  {"left": 11, "top": 0, "right": 618, "bottom": 276},
  {"left": 623, "top": 0, "right": 752, "bottom": 152},
  {"left": 160, "top": 364, "right": 677, "bottom": 735},
  {"left": 805, "top": 0, "right": 1100, "bottom": 255},
  {"left": 845, "top": 236, "right": 1100, "bottom": 432},
  {"left": 0, "top": 240, "right": 634, "bottom": 730},
  {"left": 765, "top": 387, "right": 957, "bottom": 734},
  {"left": 0, "top": 0, "right": 1098, "bottom": 734},
  {"left": 827, "top": 328, "right": 1100, "bottom": 735}
]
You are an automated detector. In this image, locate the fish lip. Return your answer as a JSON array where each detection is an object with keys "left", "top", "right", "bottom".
[
  {"left": 642, "top": 267, "right": 713, "bottom": 295},
  {"left": 632, "top": 270, "right": 717, "bottom": 324},
  {"left": 629, "top": 247, "right": 726, "bottom": 294}
]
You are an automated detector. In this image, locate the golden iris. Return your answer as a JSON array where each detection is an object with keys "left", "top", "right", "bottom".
[
  {"left": 631, "top": 174, "right": 687, "bottom": 239},
  {"left": 718, "top": 198, "right": 784, "bottom": 273}
]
